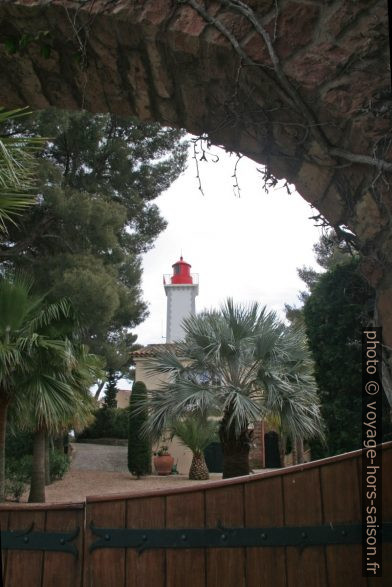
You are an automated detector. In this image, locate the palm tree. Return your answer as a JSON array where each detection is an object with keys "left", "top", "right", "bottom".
[
  {"left": 16, "top": 341, "right": 100, "bottom": 503},
  {"left": 142, "top": 299, "right": 324, "bottom": 479},
  {"left": 0, "top": 107, "right": 45, "bottom": 231},
  {"left": 0, "top": 273, "right": 72, "bottom": 501},
  {"left": 170, "top": 416, "right": 217, "bottom": 480}
]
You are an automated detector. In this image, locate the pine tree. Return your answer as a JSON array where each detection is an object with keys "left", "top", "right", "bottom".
[
  {"left": 0, "top": 109, "right": 187, "bottom": 385},
  {"left": 103, "top": 370, "right": 118, "bottom": 409},
  {"left": 128, "top": 381, "right": 151, "bottom": 478}
]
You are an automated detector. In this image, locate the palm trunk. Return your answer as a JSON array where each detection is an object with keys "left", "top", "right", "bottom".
[
  {"left": 28, "top": 427, "right": 46, "bottom": 503},
  {"left": 219, "top": 411, "right": 251, "bottom": 479},
  {"left": 189, "top": 452, "right": 209, "bottom": 480},
  {"left": 0, "top": 396, "right": 9, "bottom": 502},
  {"left": 45, "top": 434, "right": 51, "bottom": 485}
]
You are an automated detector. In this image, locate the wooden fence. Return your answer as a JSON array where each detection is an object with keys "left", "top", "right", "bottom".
[{"left": 1, "top": 442, "right": 391, "bottom": 586}]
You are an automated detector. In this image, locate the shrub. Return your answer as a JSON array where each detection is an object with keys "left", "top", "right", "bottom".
[
  {"left": 77, "top": 408, "right": 128, "bottom": 439},
  {"left": 5, "top": 430, "right": 34, "bottom": 459},
  {"left": 128, "top": 381, "right": 151, "bottom": 477},
  {"left": 5, "top": 455, "right": 32, "bottom": 502},
  {"left": 5, "top": 477, "right": 26, "bottom": 502},
  {"left": 50, "top": 450, "right": 70, "bottom": 481},
  {"left": 4, "top": 448, "right": 70, "bottom": 500},
  {"left": 6, "top": 455, "right": 32, "bottom": 483},
  {"left": 114, "top": 409, "right": 128, "bottom": 438}
]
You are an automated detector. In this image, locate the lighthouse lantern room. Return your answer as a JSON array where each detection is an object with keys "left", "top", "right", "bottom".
[{"left": 164, "top": 256, "right": 199, "bottom": 343}]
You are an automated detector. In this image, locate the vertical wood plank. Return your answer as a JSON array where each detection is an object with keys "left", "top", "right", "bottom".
[
  {"left": 283, "top": 467, "right": 327, "bottom": 587},
  {"left": 244, "top": 476, "right": 286, "bottom": 587},
  {"left": 42, "top": 507, "right": 84, "bottom": 587},
  {"left": 205, "top": 484, "right": 245, "bottom": 587},
  {"left": 4, "top": 509, "right": 46, "bottom": 587},
  {"left": 321, "top": 457, "right": 366, "bottom": 587},
  {"left": 166, "top": 490, "right": 205, "bottom": 587},
  {"left": 368, "top": 445, "right": 392, "bottom": 587},
  {"left": 0, "top": 508, "right": 9, "bottom": 583},
  {"left": 85, "top": 499, "right": 126, "bottom": 587},
  {"left": 125, "top": 496, "right": 165, "bottom": 587}
]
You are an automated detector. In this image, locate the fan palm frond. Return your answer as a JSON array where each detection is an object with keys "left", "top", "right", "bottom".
[
  {"left": 144, "top": 298, "right": 324, "bottom": 445},
  {"left": 0, "top": 107, "right": 47, "bottom": 230},
  {"left": 170, "top": 416, "right": 218, "bottom": 455}
]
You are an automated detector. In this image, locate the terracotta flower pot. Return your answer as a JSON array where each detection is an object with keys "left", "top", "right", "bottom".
[{"left": 154, "top": 454, "right": 174, "bottom": 476}]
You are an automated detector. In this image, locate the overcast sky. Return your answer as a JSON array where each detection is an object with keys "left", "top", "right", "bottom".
[{"left": 133, "top": 141, "right": 323, "bottom": 349}]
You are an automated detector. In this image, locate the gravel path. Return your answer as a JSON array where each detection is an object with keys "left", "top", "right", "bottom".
[
  {"left": 70, "top": 442, "right": 128, "bottom": 472},
  {"left": 38, "top": 470, "right": 224, "bottom": 503},
  {"left": 13, "top": 443, "right": 274, "bottom": 504}
]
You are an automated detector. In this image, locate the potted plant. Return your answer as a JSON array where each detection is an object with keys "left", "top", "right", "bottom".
[{"left": 153, "top": 445, "right": 174, "bottom": 476}]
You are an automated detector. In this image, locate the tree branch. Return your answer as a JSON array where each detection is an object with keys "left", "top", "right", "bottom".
[{"left": 180, "top": 0, "right": 392, "bottom": 174}]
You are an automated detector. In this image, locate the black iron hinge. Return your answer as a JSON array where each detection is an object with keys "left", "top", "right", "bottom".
[
  {"left": 1, "top": 523, "right": 80, "bottom": 557},
  {"left": 89, "top": 521, "right": 392, "bottom": 553}
]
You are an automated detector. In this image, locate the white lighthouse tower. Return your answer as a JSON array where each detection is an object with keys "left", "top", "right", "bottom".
[{"left": 164, "top": 256, "right": 199, "bottom": 343}]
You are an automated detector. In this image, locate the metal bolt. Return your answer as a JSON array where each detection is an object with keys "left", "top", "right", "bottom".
[
  {"left": 142, "top": 534, "right": 147, "bottom": 542},
  {"left": 104, "top": 534, "right": 111, "bottom": 541},
  {"left": 181, "top": 534, "right": 187, "bottom": 541},
  {"left": 23, "top": 536, "right": 29, "bottom": 544},
  {"left": 341, "top": 530, "right": 347, "bottom": 537},
  {"left": 221, "top": 533, "right": 227, "bottom": 541},
  {"left": 301, "top": 532, "right": 307, "bottom": 539},
  {"left": 261, "top": 533, "right": 267, "bottom": 540},
  {"left": 60, "top": 538, "right": 65, "bottom": 545}
]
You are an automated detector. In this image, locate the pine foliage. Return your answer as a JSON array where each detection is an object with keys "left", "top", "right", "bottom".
[{"left": 0, "top": 109, "right": 188, "bottom": 380}]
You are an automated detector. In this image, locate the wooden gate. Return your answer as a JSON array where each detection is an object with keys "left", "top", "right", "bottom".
[
  {"left": 1, "top": 443, "right": 391, "bottom": 586},
  {"left": 0, "top": 503, "right": 84, "bottom": 586}
]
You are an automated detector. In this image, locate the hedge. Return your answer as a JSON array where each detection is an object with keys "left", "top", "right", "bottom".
[{"left": 77, "top": 407, "right": 129, "bottom": 440}]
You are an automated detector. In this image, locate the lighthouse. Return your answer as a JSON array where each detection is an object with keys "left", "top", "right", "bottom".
[{"left": 164, "top": 256, "right": 199, "bottom": 343}]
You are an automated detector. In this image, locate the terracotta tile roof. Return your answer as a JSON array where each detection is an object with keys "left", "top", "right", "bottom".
[{"left": 131, "top": 343, "right": 182, "bottom": 358}]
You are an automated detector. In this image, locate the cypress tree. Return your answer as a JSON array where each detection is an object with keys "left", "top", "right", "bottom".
[
  {"left": 128, "top": 381, "right": 151, "bottom": 478},
  {"left": 304, "top": 259, "right": 374, "bottom": 457},
  {"left": 103, "top": 370, "right": 118, "bottom": 408}
]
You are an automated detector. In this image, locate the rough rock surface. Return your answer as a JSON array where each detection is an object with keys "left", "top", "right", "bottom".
[{"left": 0, "top": 0, "right": 390, "bottom": 343}]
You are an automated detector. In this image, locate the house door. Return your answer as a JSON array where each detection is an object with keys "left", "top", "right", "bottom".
[
  {"left": 204, "top": 441, "right": 223, "bottom": 472},
  {"left": 264, "top": 431, "right": 281, "bottom": 467}
]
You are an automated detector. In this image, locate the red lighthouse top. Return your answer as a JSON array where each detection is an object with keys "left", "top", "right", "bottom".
[{"left": 170, "top": 256, "right": 193, "bottom": 284}]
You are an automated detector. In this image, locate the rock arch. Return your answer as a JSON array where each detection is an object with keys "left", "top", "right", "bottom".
[{"left": 0, "top": 0, "right": 391, "bottom": 347}]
